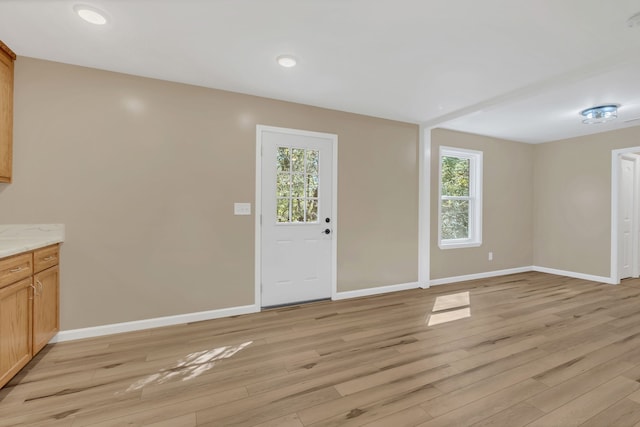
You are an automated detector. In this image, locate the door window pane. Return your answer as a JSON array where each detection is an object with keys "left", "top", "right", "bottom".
[
  {"left": 277, "top": 173, "right": 290, "bottom": 197},
  {"left": 306, "top": 199, "right": 318, "bottom": 222},
  {"left": 291, "top": 174, "right": 305, "bottom": 197},
  {"left": 307, "top": 174, "right": 319, "bottom": 198},
  {"left": 292, "top": 148, "right": 305, "bottom": 172},
  {"left": 307, "top": 150, "right": 319, "bottom": 174},
  {"left": 276, "top": 146, "right": 320, "bottom": 223},
  {"left": 277, "top": 147, "right": 290, "bottom": 172},
  {"left": 277, "top": 198, "right": 290, "bottom": 223},
  {"left": 291, "top": 199, "right": 306, "bottom": 222}
]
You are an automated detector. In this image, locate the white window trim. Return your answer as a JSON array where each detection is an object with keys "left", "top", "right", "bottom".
[{"left": 438, "top": 146, "right": 483, "bottom": 250}]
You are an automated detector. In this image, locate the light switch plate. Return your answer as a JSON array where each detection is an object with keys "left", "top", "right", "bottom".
[{"left": 234, "top": 203, "right": 251, "bottom": 215}]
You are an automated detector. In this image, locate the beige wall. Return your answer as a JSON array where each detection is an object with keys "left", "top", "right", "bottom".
[
  {"left": 1, "top": 57, "right": 634, "bottom": 332},
  {"left": 0, "top": 57, "right": 418, "bottom": 330},
  {"left": 533, "top": 126, "right": 640, "bottom": 277},
  {"left": 431, "top": 125, "right": 640, "bottom": 281},
  {"left": 430, "top": 129, "right": 534, "bottom": 279}
]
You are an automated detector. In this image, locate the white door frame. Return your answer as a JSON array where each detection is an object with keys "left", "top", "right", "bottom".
[
  {"left": 634, "top": 154, "right": 640, "bottom": 278},
  {"left": 619, "top": 154, "right": 636, "bottom": 280},
  {"left": 255, "top": 125, "right": 338, "bottom": 308},
  {"left": 611, "top": 146, "right": 640, "bottom": 284}
]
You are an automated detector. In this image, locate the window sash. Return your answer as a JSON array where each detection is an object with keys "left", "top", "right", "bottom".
[{"left": 438, "top": 146, "right": 482, "bottom": 249}]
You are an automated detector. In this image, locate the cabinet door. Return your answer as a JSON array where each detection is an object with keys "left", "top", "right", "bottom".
[
  {"left": 33, "top": 265, "right": 59, "bottom": 355},
  {"left": 0, "top": 46, "right": 14, "bottom": 183},
  {"left": 0, "top": 278, "right": 33, "bottom": 388}
]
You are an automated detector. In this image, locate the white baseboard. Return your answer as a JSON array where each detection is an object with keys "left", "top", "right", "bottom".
[
  {"left": 429, "top": 266, "right": 533, "bottom": 286},
  {"left": 333, "top": 281, "right": 420, "bottom": 300},
  {"left": 429, "top": 265, "right": 615, "bottom": 287},
  {"left": 49, "top": 266, "right": 615, "bottom": 344},
  {"left": 532, "top": 266, "right": 616, "bottom": 284},
  {"left": 50, "top": 304, "right": 260, "bottom": 343}
]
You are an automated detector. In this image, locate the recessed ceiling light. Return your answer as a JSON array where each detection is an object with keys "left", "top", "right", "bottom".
[
  {"left": 74, "top": 5, "right": 108, "bottom": 25},
  {"left": 277, "top": 55, "right": 297, "bottom": 68},
  {"left": 580, "top": 104, "right": 619, "bottom": 124}
]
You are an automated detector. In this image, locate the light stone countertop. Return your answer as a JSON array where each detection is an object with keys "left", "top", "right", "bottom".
[{"left": 0, "top": 224, "right": 65, "bottom": 258}]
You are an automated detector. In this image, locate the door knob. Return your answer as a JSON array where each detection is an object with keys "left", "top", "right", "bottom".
[{"left": 323, "top": 229, "right": 331, "bottom": 235}]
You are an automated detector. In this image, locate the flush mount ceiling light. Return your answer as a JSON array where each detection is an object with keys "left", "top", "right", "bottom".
[
  {"left": 73, "top": 4, "right": 108, "bottom": 25},
  {"left": 277, "top": 55, "right": 297, "bottom": 68},
  {"left": 580, "top": 104, "right": 619, "bottom": 124},
  {"left": 627, "top": 11, "right": 640, "bottom": 28}
]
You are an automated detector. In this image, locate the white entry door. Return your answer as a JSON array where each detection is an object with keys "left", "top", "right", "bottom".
[{"left": 258, "top": 126, "right": 336, "bottom": 307}]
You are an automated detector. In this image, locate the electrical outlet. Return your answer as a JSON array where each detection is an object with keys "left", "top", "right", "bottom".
[{"left": 488, "top": 252, "right": 493, "bottom": 261}]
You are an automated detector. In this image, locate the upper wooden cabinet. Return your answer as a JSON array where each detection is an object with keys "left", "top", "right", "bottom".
[{"left": 0, "top": 40, "right": 16, "bottom": 183}]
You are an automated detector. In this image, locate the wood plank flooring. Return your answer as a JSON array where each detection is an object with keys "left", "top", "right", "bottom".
[{"left": 3, "top": 272, "right": 640, "bottom": 426}]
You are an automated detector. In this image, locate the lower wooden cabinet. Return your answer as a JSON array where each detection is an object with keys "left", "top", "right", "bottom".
[
  {"left": 0, "top": 244, "right": 60, "bottom": 388},
  {"left": 0, "top": 277, "right": 33, "bottom": 388},
  {"left": 33, "top": 265, "right": 59, "bottom": 355}
]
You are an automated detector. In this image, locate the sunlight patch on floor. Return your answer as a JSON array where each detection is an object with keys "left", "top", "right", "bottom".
[
  {"left": 427, "top": 291, "right": 471, "bottom": 326},
  {"left": 427, "top": 307, "right": 471, "bottom": 326},
  {"left": 122, "top": 341, "right": 253, "bottom": 393},
  {"left": 432, "top": 291, "right": 470, "bottom": 311}
]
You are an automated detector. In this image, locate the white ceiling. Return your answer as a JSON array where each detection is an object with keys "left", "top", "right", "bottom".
[{"left": 1, "top": 0, "right": 640, "bottom": 143}]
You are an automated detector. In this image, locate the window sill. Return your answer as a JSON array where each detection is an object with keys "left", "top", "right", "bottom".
[{"left": 438, "top": 241, "right": 482, "bottom": 250}]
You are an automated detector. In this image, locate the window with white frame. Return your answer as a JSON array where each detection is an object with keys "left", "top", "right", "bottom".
[{"left": 439, "top": 146, "right": 483, "bottom": 249}]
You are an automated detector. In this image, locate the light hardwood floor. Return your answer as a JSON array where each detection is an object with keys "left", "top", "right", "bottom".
[{"left": 3, "top": 272, "right": 640, "bottom": 426}]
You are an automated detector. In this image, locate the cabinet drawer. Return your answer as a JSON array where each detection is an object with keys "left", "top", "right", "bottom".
[
  {"left": 34, "top": 245, "right": 59, "bottom": 273},
  {"left": 0, "top": 252, "right": 32, "bottom": 289}
]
